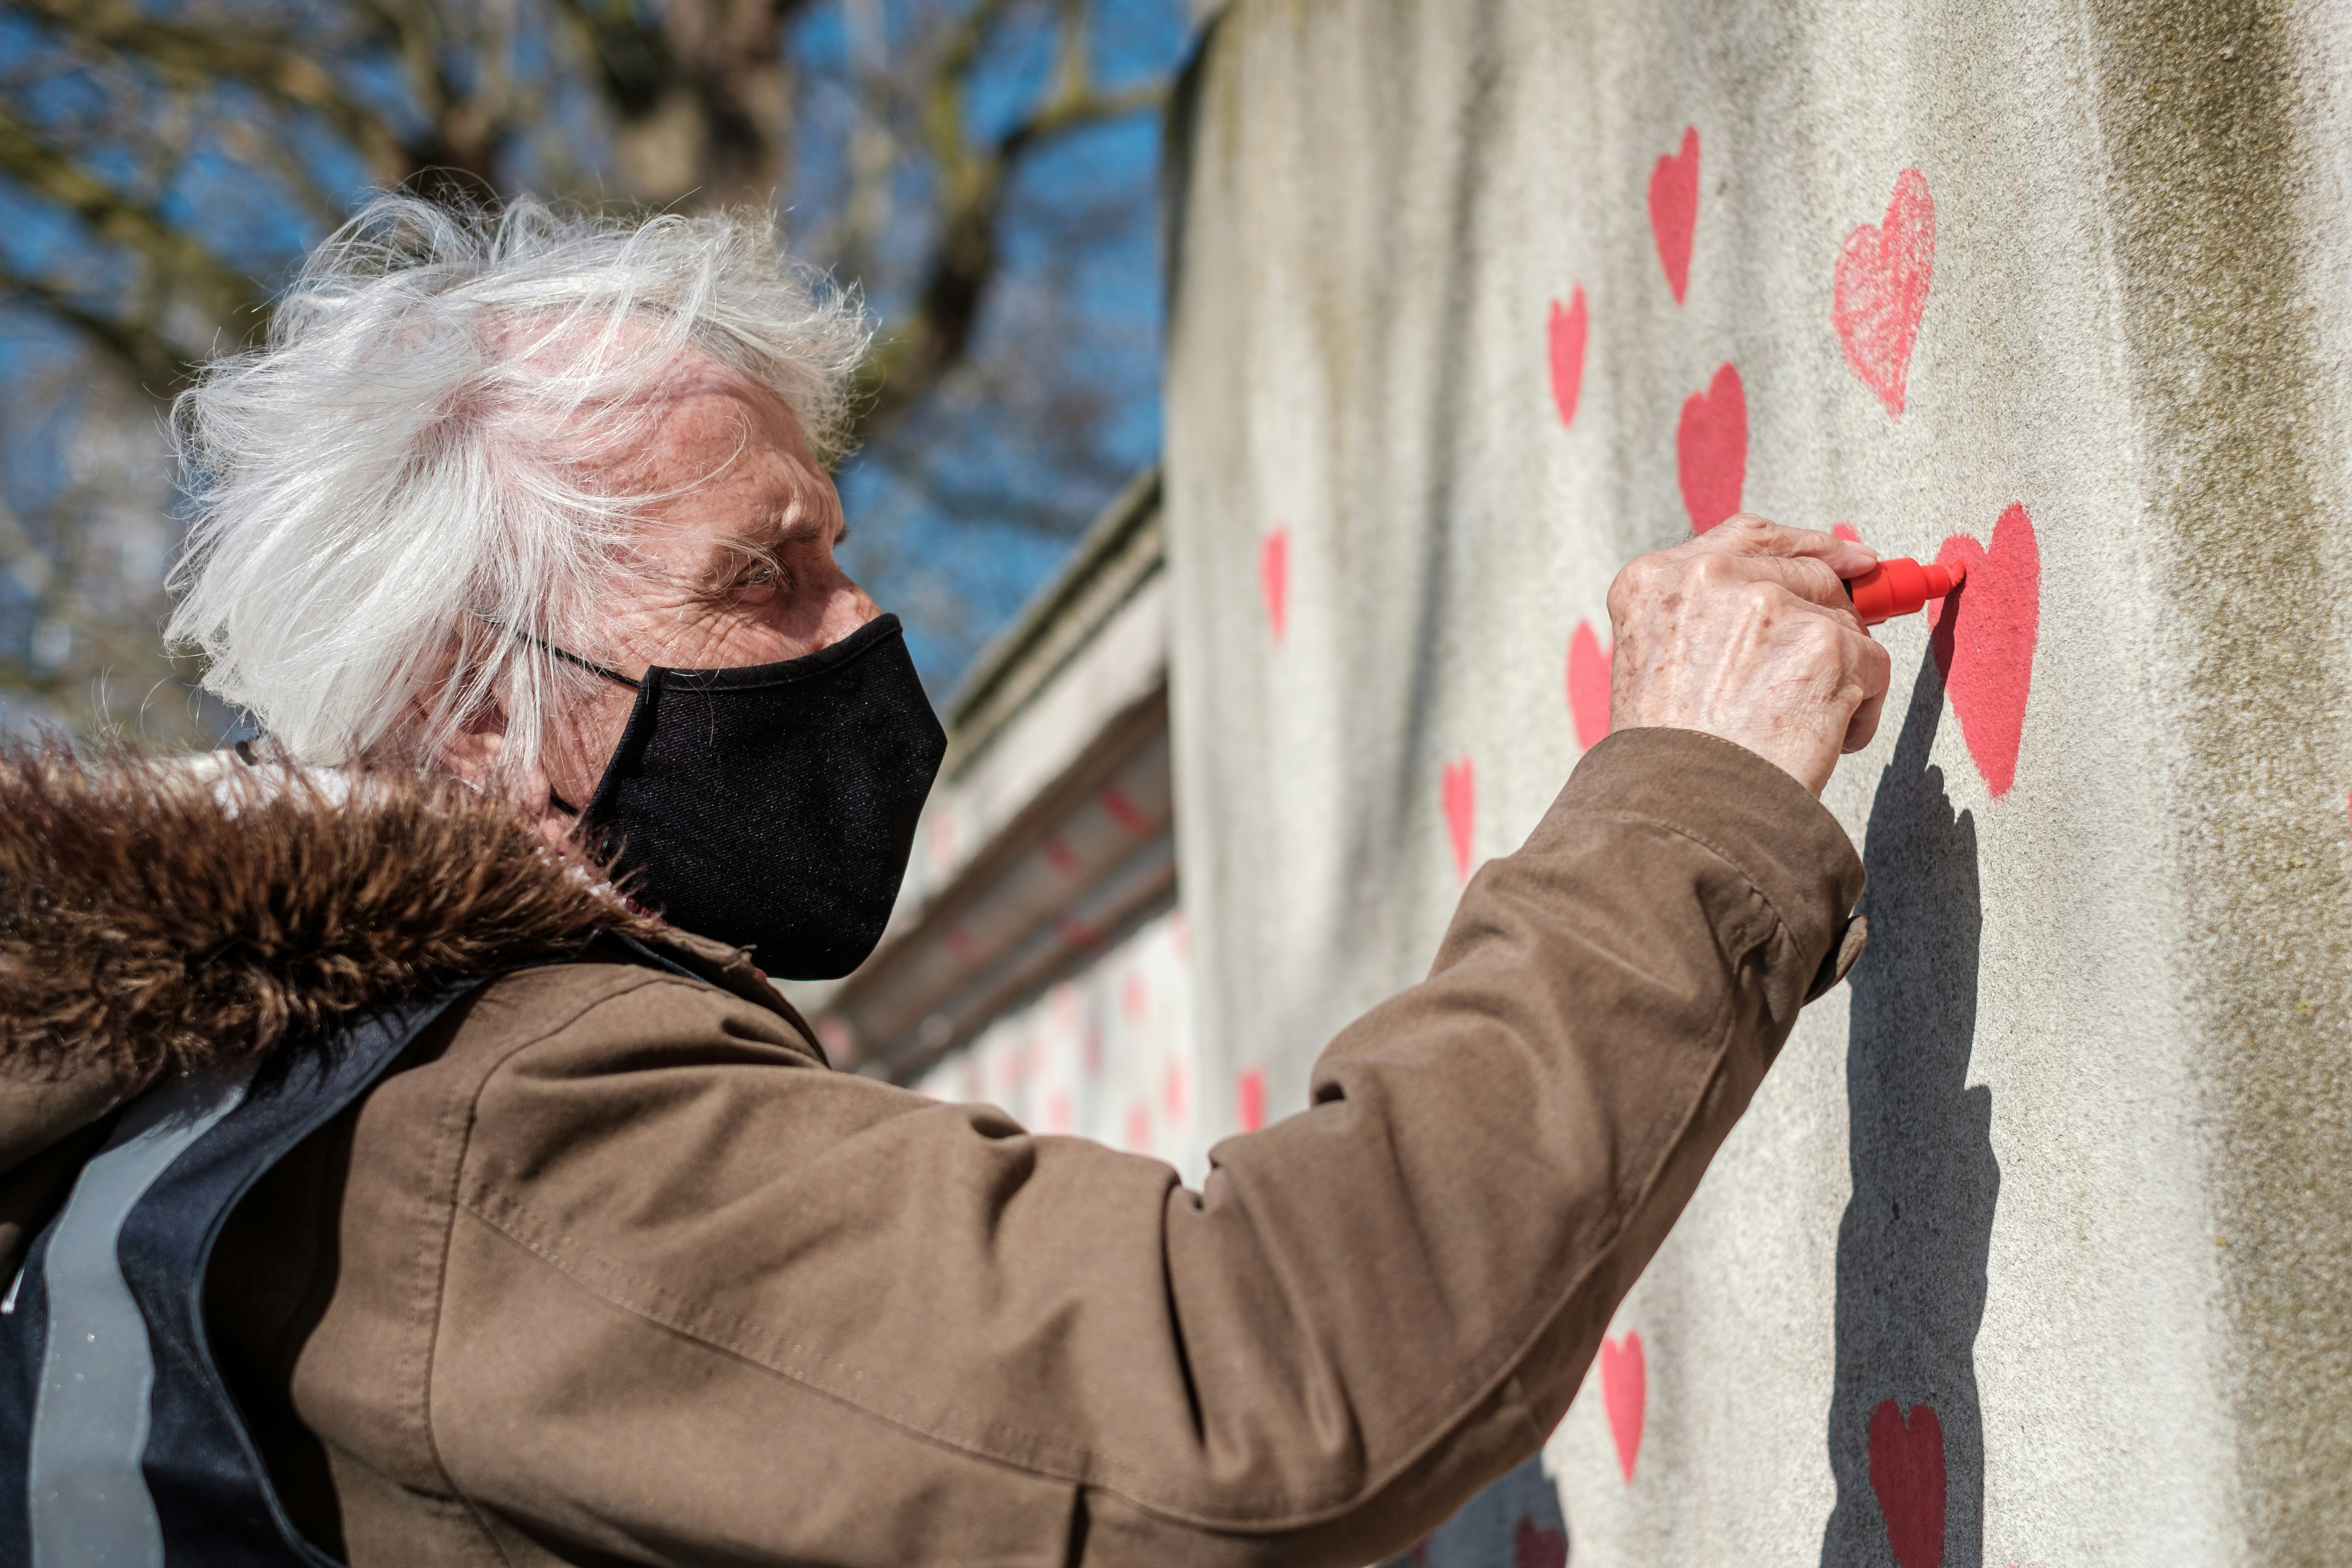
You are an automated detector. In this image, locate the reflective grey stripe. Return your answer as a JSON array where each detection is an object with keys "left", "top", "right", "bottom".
[{"left": 27, "top": 1070, "right": 253, "bottom": 1568}]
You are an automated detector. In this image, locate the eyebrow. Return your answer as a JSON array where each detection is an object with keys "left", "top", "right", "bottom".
[{"left": 689, "top": 508, "right": 844, "bottom": 591}]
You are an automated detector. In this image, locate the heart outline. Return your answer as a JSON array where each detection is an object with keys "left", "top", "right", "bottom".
[
  {"left": 1648, "top": 127, "right": 1700, "bottom": 305},
  {"left": 1834, "top": 169, "right": 1937, "bottom": 419},
  {"left": 1927, "top": 503, "right": 2040, "bottom": 798},
  {"left": 1566, "top": 620, "right": 1611, "bottom": 751},
  {"left": 1548, "top": 286, "right": 1588, "bottom": 427},
  {"left": 1676, "top": 363, "right": 1747, "bottom": 532},
  {"left": 1599, "top": 1329, "right": 1645, "bottom": 1484}
]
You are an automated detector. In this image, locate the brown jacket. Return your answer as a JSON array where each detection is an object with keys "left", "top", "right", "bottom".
[{"left": 0, "top": 728, "right": 1863, "bottom": 1567}]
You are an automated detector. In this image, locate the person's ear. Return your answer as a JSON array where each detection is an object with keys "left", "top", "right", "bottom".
[
  {"left": 434, "top": 696, "right": 505, "bottom": 789},
  {"left": 430, "top": 697, "right": 558, "bottom": 826}
]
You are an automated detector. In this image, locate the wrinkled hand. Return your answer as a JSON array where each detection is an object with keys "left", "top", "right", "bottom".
[{"left": 1606, "top": 515, "right": 1893, "bottom": 797}]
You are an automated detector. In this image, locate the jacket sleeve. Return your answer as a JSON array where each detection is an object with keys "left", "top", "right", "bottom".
[{"left": 423, "top": 728, "right": 1864, "bottom": 1568}]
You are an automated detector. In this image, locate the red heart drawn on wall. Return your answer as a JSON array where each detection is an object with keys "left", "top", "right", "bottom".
[
  {"left": 1548, "top": 286, "right": 1588, "bottom": 427},
  {"left": 1512, "top": 1517, "right": 1568, "bottom": 1568},
  {"left": 1867, "top": 1399, "right": 1947, "bottom": 1568},
  {"left": 1260, "top": 527, "right": 1289, "bottom": 644},
  {"left": 1237, "top": 1067, "right": 1265, "bottom": 1132},
  {"left": 1599, "top": 1330, "right": 1645, "bottom": 1483},
  {"left": 1927, "top": 503, "right": 2040, "bottom": 798},
  {"left": 1566, "top": 620, "right": 1612, "bottom": 751},
  {"left": 1677, "top": 363, "right": 1746, "bottom": 532},
  {"left": 1834, "top": 168, "right": 1936, "bottom": 419},
  {"left": 1441, "top": 757, "right": 1475, "bottom": 881},
  {"left": 1649, "top": 126, "right": 1699, "bottom": 305}
]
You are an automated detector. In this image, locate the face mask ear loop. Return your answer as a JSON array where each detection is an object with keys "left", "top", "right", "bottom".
[
  {"left": 475, "top": 615, "right": 644, "bottom": 690},
  {"left": 474, "top": 617, "right": 642, "bottom": 829}
]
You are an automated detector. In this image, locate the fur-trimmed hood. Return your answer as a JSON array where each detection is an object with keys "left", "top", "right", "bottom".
[
  {"left": 0, "top": 744, "right": 668, "bottom": 1086},
  {"left": 0, "top": 744, "right": 705, "bottom": 1213}
]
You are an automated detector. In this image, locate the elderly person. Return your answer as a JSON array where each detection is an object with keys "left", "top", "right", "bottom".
[{"left": 0, "top": 197, "right": 1887, "bottom": 1568}]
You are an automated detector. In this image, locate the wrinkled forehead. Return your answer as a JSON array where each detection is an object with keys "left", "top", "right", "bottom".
[{"left": 603, "top": 356, "right": 815, "bottom": 491}]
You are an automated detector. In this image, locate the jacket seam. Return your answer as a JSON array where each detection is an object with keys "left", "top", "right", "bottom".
[
  {"left": 454, "top": 1206, "right": 1126, "bottom": 1490},
  {"left": 1575, "top": 806, "right": 1824, "bottom": 956},
  {"left": 454, "top": 1188, "right": 1121, "bottom": 1483},
  {"left": 413, "top": 966, "right": 726, "bottom": 1558},
  {"left": 419, "top": 1082, "right": 520, "bottom": 1568},
  {"left": 450, "top": 945, "right": 1764, "bottom": 1534}
]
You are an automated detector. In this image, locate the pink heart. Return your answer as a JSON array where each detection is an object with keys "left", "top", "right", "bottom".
[
  {"left": 1260, "top": 527, "right": 1289, "bottom": 643},
  {"left": 1833, "top": 522, "right": 1862, "bottom": 543},
  {"left": 1566, "top": 620, "right": 1611, "bottom": 751},
  {"left": 1237, "top": 1066, "right": 1265, "bottom": 1132},
  {"left": 1834, "top": 169, "right": 1936, "bottom": 419},
  {"left": 1648, "top": 127, "right": 1699, "bottom": 305},
  {"left": 1676, "top": 363, "right": 1747, "bottom": 532},
  {"left": 1599, "top": 1329, "right": 1645, "bottom": 1483},
  {"left": 1441, "top": 757, "right": 1475, "bottom": 881},
  {"left": 1927, "top": 503, "right": 2040, "bottom": 798},
  {"left": 1513, "top": 1517, "right": 1568, "bottom": 1568},
  {"left": 1548, "top": 286, "right": 1588, "bottom": 427},
  {"left": 1867, "top": 1400, "right": 1947, "bottom": 1568}
]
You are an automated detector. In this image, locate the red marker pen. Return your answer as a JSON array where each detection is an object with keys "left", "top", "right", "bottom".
[{"left": 1844, "top": 557, "right": 1965, "bottom": 625}]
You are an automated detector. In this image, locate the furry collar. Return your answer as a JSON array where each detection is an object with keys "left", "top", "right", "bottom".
[{"left": 0, "top": 744, "right": 669, "bottom": 1096}]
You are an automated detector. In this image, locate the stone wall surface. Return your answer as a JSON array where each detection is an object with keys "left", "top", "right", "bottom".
[{"left": 1160, "top": 2, "right": 2352, "bottom": 1563}]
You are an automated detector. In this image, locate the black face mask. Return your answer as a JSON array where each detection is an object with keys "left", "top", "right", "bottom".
[{"left": 551, "top": 614, "right": 946, "bottom": 980}]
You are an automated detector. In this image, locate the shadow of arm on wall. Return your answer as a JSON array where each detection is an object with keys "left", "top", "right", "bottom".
[{"left": 1820, "top": 642, "right": 2000, "bottom": 1568}]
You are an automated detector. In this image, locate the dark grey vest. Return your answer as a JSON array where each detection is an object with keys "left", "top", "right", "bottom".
[
  {"left": 0, "top": 980, "right": 477, "bottom": 1568},
  {"left": 0, "top": 932, "right": 727, "bottom": 1566}
]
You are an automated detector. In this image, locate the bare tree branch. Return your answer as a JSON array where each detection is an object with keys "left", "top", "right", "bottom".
[
  {"left": 847, "top": 0, "right": 1164, "bottom": 442},
  {"left": 0, "top": 101, "right": 270, "bottom": 385},
  {"left": 12, "top": 0, "right": 408, "bottom": 175}
]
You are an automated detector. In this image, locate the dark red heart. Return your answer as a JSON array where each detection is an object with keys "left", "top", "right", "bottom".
[
  {"left": 1676, "top": 363, "right": 1746, "bottom": 532},
  {"left": 1648, "top": 126, "right": 1699, "bottom": 304},
  {"left": 1834, "top": 169, "right": 1936, "bottom": 418},
  {"left": 1512, "top": 1516, "right": 1567, "bottom": 1568},
  {"left": 1927, "top": 503, "right": 2040, "bottom": 798},
  {"left": 1867, "top": 1399, "right": 1946, "bottom": 1568},
  {"left": 1566, "top": 620, "right": 1611, "bottom": 751},
  {"left": 1548, "top": 286, "right": 1588, "bottom": 427}
]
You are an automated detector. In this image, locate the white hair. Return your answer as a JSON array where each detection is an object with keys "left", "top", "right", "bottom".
[{"left": 165, "top": 193, "right": 871, "bottom": 782}]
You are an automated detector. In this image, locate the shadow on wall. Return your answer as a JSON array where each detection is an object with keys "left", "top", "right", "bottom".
[
  {"left": 1379, "top": 1453, "right": 1569, "bottom": 1568},
  {"left": 1820, "top": 638, "right": 1999, "bottom": 1568}
]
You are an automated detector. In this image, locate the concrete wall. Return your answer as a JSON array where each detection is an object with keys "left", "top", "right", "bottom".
[
  {"left": 910, "top": 907, "right": 1208, "bottom": 1182},
  {"left": 1161, "top": 4, "right": 2352, "bottom": 1563}
]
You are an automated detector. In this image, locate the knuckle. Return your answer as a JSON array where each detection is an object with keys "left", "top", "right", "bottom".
[
  {"left": 1612, "top": 552, "right": 1669, "bottom": 601},
  {"left": 1604, "top": 570, "right": 1638, "bottom": 619},
  {"left": 1800, "top": 619, "right": 1849, "bottom": 659},
  {"left": 1689, "top": 554, "right": 1742, "bottom": 592}
]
